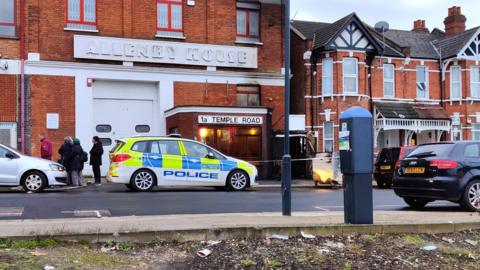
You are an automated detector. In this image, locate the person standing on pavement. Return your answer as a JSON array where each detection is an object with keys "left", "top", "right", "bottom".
[
  {"left": 70, "top": 138, "right": 86, "bottom": 186},
  {"left": 89, "top": 136, "right": 104, "bottom": 186},
  {"left": 39, "top": 133, "right": 53, "bottom": 160},
  {"left": 58, "top": 136, "right": 74, "bottom": 185}
]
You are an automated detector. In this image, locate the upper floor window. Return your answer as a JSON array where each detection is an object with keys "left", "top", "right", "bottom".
[
  {"left": 450, "top": 66, "right": 462, "bottom": 100},
  {"left": 0, "top": 0, "right": 15, "bottom": 36},
  {"left": 342, "top": 58, "right": 358, "bottom": 94},
  {"left": 236, "top": 1, "right": 260, "bottom": 43},
  {"left": 67, "top": 0, "right": 97, "bottom": 31},
  {"left": 237, "top": 85, "right": 260, "bottom": 106},
  {"left": 157, "top": 0, "right": 183, "bottom": 38},
  {"left": 416, "top": 66, "right": 429, "bottom": 99},
  {"left": 471, "top": 66, "right": 480, "bottom": 98},
  {"left": 383, "top": 64, "right": 395, "bottom": 97},
  {"left": 322, "top": 58, "right": 333, "bottom": 96}
]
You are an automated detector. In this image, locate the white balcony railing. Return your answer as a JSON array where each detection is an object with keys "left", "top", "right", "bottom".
[{"left": 375, "top": 118, "right": 451, "bottom": 132}]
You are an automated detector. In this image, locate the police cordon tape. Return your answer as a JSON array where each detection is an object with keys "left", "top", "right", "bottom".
[{"left": 248, "top": 157, "right": 327, "bottom": 164}]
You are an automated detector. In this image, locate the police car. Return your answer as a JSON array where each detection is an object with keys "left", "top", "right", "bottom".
[{"left": 106, "top": 136, "right": 257, "bottom": 191}]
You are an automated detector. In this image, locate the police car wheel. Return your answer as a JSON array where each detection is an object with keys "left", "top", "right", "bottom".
[
  {"left": 131, "top": 170, "right": 156, "bottom": 192},
  {"left": 227, "top": 170, "right": 249, "bottom": 191}
]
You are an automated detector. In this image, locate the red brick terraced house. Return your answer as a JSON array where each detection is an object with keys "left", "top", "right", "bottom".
[
  {"left": 0, "top": 0, "right": 285, "bottom": 178},
  {"left": 291, "top": 6, "right": 480, "bottom": 159}
]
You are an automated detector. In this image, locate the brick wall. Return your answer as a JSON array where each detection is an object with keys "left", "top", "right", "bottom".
[
  {"left": 0, "top": 75, "right": 17, "bottom": 122},
  {"left": 25, "top": 0, "right": 283, "bottom": 73},
  {"left": 29, "top": 75, "right": 75, "bottom": 160},
  {"left": 173, "top": 82, "right": 284, "bottom": 130}
]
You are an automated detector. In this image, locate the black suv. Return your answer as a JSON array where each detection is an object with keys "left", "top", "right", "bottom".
[
  {"left": 374, "top": 146, "right": 414, "bottom": 188},
  {"left": 393, "top": 142, "right": 480, "bottom": 211}
]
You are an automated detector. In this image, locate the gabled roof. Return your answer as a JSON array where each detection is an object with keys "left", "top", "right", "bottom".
[
  {"left": 292, "top": 14, "right": 480, "bottom": 60},
  {"left": 433, "top": 27, "right": 480, "bottom": 59},
  {"left": 311, "top": 13, "right": 355, "bottom": 50}
]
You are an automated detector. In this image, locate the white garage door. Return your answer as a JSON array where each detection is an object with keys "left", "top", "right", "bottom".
[{"left": 93, "top": 81, "right": 158, "bottom": 175}]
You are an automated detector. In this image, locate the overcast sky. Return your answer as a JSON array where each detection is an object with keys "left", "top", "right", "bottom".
[{"left": 291, "top": 0, "right": 480, "bottom": 31}]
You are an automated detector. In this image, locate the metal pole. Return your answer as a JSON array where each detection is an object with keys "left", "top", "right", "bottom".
[{"left": 282, "top": 0, "right": 291, "bottom": 216}]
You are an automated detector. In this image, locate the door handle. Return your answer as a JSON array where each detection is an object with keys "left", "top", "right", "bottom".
[
  {"left": 190, "top": 159, "right": 199, "bottom": 163},
  {"left": 151, "top": 156, "right": 161, "bottom": 160}
]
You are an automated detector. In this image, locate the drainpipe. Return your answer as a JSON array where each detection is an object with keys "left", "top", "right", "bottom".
[
  {"left": 310, "top": 56, "right": 316, "bottom": 131},
  {"left": 366, "top": 52, "right": 375, "bottom": 113},
  {"left": 19, "top": 0, "right": 26, "bottom": 153}
]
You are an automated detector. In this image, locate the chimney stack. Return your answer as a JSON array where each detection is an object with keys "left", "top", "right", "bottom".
[
  {"left": 412, "top": 19, "right": 428, "bottom": 32},
  {"left": 444, "top": 6, "right": 466, "bottom": 36}
]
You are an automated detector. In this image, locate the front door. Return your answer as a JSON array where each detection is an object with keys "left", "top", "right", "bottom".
[
  {"left": 0, "top": 146, "right": 18, "bottom": 184},
  {"left": 182, "top": 141, "right": 223, "bottom": 185}
]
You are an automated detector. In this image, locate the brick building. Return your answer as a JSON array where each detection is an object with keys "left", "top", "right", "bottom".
[
  {"left": 291, "top": 6, "right": 480, "bottom": 158},
  {"left": 0, "top": 0, "right": 285, "bottom": 177}
]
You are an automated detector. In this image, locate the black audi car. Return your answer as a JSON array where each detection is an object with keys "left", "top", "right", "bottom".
[{"left": 393, "top": 142, "right": 480, "bottom": 211}]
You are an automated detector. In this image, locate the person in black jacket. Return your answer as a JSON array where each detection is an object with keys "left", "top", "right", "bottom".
[
  {"left": 70, "top": 138, "right": 85, "bottom": 186},
  {"left": 58, "top": 136, "right": 73, "bottom": 185},
  {"left": 90, "top": 136, "right": 104, "bottom": 186}
]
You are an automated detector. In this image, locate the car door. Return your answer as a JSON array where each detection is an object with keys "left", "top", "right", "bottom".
[
  {"left": 182, "top": 141, "right": 222, "bottom": 185},
  {"left": 463, "top": 143, "right": 480, "bottom": 173},
  {"left": 146, "top": 140, "right": 187, "bottom": 185},
  {"left": 0, "top": 146, "right": 18, "bottom": 184}
]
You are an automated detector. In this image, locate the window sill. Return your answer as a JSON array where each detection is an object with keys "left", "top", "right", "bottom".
[
  {"left": 235, "top": 40, "right": 263, "bottom": 46},
  {"left": 0, "top": 35, "right": 19, "bottom": 40},
  {"left": 64, "top": 27, "right": 99, "bottom": 33},
  {"left": 155, "top": 34, "right": 186, "bottom": 40}
]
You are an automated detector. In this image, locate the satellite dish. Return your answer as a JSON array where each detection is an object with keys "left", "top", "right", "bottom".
[{"left": 374, "top": 21, "right": 390, "bottom": 33}]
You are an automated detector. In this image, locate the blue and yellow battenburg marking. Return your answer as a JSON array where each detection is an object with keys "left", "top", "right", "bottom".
[{"left": 140, "top": 153, "right": 241, "bottom": 179}]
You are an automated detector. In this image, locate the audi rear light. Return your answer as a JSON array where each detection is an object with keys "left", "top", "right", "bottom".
[
  {"left": 112, "top": 153, "right": 131, "bottom": 163},
  {"left": 430, "top": 160, "right": 458, "bottom": 169}
]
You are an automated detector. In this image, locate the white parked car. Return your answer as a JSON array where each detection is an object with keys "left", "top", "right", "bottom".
[{"left": 0, "top": 143, "right": 68, "bottom": 192}]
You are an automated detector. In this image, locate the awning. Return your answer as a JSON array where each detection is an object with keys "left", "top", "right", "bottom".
[{"left": 374, "top": 102, "right": 451, "bottom": 132}]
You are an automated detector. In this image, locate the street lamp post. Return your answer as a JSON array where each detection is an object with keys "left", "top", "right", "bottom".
[{"left": 282, "top": 0, "right": 291, "bottom": 216}]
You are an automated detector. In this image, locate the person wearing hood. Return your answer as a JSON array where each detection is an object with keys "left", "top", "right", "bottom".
[
  {"left": 58, "top": 136, "right": 74, "bottom": 185},
  {"left": 70, "top": 138, "right": 86, "bottom": 186},
  {"left": 89, "top": 136, "right": 104, "bottom": 186}
]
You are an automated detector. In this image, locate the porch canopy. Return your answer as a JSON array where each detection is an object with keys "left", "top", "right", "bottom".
[{"left": 374, "top": 102, "right": 451, "bottom": 142}]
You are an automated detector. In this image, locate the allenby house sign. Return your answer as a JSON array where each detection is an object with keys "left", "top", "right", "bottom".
[
  {"left": 198, "top": 115, "right": 263, "bottom": 125},
  {"left": 74, "top": 35, "right": 258, "bottom": 68}
]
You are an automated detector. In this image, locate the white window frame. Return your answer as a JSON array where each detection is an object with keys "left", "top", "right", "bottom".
[
  {"left": 472, "top": 123, "right": 480, "bottom": 141},
  {"left": 451, "top": 125, "right": 462, "bottom": 141},
  {"left": 450, "top": 66, "right": 462, "bottom": 100},
  {"left": 471, "top": 66, "right": 480, "bottom": 98},
  {"left": 416, "top": 66, "right": 429, "bottom": 100},
  {"left": 0, "top": 123, "right": 17, "bottom": 148},
  {"left": 323, "top": 121, "right": 334, "bottom": 153},
  {"left": 322, "top": 57, "right": 333, "bottom": 96},
  {"left": 383, "top": 64, "right": 395, "bottom": 98},
  {"left": 342, "top": 57, "right": 358, "bottom": 94}
]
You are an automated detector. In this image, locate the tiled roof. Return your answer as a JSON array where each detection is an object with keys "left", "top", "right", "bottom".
[
  {"left": 433, "top": 27, "right": 480, "bottom": 59},
  {"left": 291, "top": 15, "right": 480, "bottom": 59},
  {"left": 375, "top": 102, "right": 450, "bottom": 120},
  {"left": 291, "top": 20, "right": 329, "bottom": 40},
  {"left": 311, "top": 13, "right": 355, "bottom": 50},
  {"left": 383, "top": 30, "right": 439, "bottom": 59}
]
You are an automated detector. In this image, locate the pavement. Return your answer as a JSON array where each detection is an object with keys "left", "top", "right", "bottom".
[{"left": 0, "top": 211, "right": 479, "bottom": 242}]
